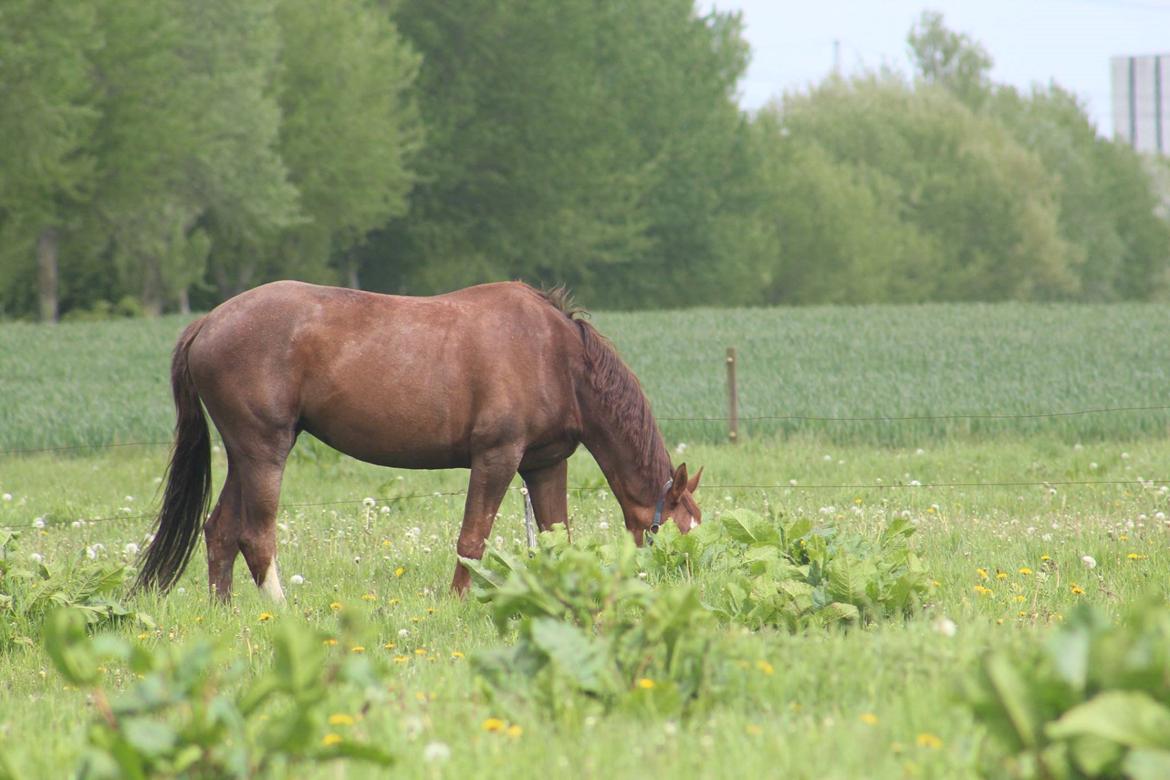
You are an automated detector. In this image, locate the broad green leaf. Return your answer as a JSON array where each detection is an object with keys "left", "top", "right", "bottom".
[
  {"left": 316, "top": 740, "right": 395, "bottom": 766},
  {"left": 1124, "top": 748, "right": 1170, "bottom": 780},
  {"left": 820, "top": 602, "right": 860, "bottom": 624},
  {"left": 1047, "top": 691, "right": 1170, "bottom": 750},
  {"left": 44, "top": 608, "right": 101, "bottom": 686},
  {"left": 983, "top": 652, "right": 1040, "bottom": 748},
  {"left": 121, "top": 719, "right": 177, "bottom": 758},
  {"left": 530, "top": 617, "right": 615, "bottom": 696}
]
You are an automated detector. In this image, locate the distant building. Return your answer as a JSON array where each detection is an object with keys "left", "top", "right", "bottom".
[{"left": 1112, "top": 55, "right": 1169, "bottom": 154}]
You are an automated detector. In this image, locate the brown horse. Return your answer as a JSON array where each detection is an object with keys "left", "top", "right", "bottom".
[{"left": 136, "top": 281, "right": 702, "bottom": 601}]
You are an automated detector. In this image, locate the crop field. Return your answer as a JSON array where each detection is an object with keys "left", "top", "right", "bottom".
[{"left": 2, "top": 303, "right": 1170, "bottom": 778}]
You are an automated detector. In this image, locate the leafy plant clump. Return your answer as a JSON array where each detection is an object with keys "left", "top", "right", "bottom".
[
  {"left": 963, "top": 600, "right": 1170, "bottom": 779},
  {"left": 463, "top": 529, "right": 749, "bottom": 721},
  {"left": 42, "top": 609, "right": 394, "bottom": 779},
  {"left": 642, "top": 509, "right": 929, "bottom": 631},
  {"left": 0, "top": 530, "right": 152, "bottom": 652}
]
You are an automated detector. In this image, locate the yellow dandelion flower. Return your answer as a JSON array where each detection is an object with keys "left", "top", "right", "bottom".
[
  {"left": 1018, "top": 611, "right": 1028, "bottom": 617},
  {"left": 361, "top": 593, "right": 377, "bottom": 601},
  {"left": 930, "top": 579, "right": 941, "bottom": 588},
  {"left": 323, "top": 638, "right": 338, "bottom": 647},
  {"left": 1119, "top": 534, "right": 1129, "bottom": 542},
  {"left": 860, "top": 712, "right": 878, "bottom": 726},
  {"left": 351, "top": 646, "right": 365, "bottom": 654},
  {"left": 1040, "top": 554, "right": 1051, "bottom": 562},
  {"left": 322, "top": 733, "right": 343, "bottom": 747},
  {"left": 996, "top": 571, "right": 1008, "bottom": 580},
  {"left": 388, "top": 598, "right": 400, "bottom": 606},
  {"left": 976, "top": 568, "right": 989, "bottom": 580},
  {"left": 382, "top": 539, "right": 392, "bottom": 547},
  {"left": 1127, "top": 552, "right": 1146, "bottom": 561},
  {"left": 916, "top": 733, "right": 942, "bottom": 749},
  {"left": 137, "top": 632, "right": 150, "bottom": 640},
  {"left": 329, "top": 601, "right": 343, "bottom": 612},
  {"left": 974, "top": 584, "right": 994, "bottom": 597},
  {"left": 415, "top": 648, "right": 428, "bottom": 656},
  {"left": 506, "top": 724, "right": 523, "bottom": 738},
  {"left": 394, "top": 566, "right": 406, "bottom": 577},
  {"left": 393, "top": 655, "right": 410, "bottom": 664},
  {"left": 756, "top": 659, "right": 774, "bottom": 676},
  {"left": 258, "top": 612, "right": 274, "bottom": 623},
  {"left": 483, "top": 718, "right": 506, "bottom": 732},
  {"left": 1071, "top": 584, "right": 1085, "bottom": 595},
  {"left": 451, "top": 651, "right": 465, "bottom": 659},
  {"left": 1014, "top": 594, "right": 1026, "bottom": 603},
  {"left": 328, "top": 714, "right": 355, "bottom": 726},
  {"left": 636, "top": 678, "right": 656, "bottom": 689},
  {"left": 383, "top": 641, "right": 396, "bottom": 650},
  {"left": 1018, "top": 567, "right": 1033, "bottom": 576}
]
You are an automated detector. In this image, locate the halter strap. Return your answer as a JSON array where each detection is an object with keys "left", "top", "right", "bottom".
[{"left": 646, "top": 478, "right": 674, "bottom": 544}]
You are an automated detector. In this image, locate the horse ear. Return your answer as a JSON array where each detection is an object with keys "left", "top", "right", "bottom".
[
  {"left": 670, "top": 463, "right": 688, "bottom": 500},
  {"left": 687, "top": 466, "right": 703, "bottom": 493}
]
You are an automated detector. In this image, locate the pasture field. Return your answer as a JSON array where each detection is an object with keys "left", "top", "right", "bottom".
[
  {"left": 1, "top": 303, "right": 1170, "bottom": 778},
  {"left": 3, "top": 301, "right": 1170, "bottom": 453}
]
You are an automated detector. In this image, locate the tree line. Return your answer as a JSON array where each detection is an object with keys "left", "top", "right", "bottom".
[{"left": 1, "top": 3, "right": 1167, "bottom": 320}]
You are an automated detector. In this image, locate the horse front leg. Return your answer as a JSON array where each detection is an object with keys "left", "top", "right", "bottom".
[
  {"left": 451, "top": 446, "right": 523, "bottom": 596},
  {"left": 520, "top": 460, "right": 569, "bottom": 534}
]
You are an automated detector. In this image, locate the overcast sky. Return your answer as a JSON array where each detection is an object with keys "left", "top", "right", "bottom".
[{"left": 708, "top": 0, "right": 1170, "bottom": 136}]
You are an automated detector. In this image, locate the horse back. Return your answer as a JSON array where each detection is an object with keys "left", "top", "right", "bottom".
[{"left": 186, "top": 281, "right": 585, "bottom": 468}]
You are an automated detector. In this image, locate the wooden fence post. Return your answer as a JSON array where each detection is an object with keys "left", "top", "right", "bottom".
[{"left": 726, "top": 347, "right": 738, "bottom": 444}]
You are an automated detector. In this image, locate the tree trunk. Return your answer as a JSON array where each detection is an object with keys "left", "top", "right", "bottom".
[
  {"left": 141, "top": 259, "right": 164, "bottom": 317},
  {"left": 177, "top": 287, "right": 191, "bottom": 315},
  {"left": 346, "top": 257, "right": 360, "bottom": 290},
  {"left": 36, "top": 228, "right": 60, "bottom": 323}
]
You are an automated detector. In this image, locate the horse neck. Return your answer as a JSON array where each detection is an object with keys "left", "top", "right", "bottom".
[{"left": 571, "top": 326, "right": 672, "bottom": 518}]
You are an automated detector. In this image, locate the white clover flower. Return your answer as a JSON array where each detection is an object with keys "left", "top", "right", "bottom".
[
  {"left": 822, "top": 454, "right": 833, "bottom": 462},
  {"left": 675, "top": 442, "right": 688, "bottom": 455},
  {"left": 1081, "top": 555, "right": 1097, "bottom": 569},
  {"left": 362, "top": 497, "right": 376, "bottom": 508},
  {"left": 176, "top": 587, "right": 186, "bottom": 595},
  {"left": 598, "top": 521, "right": 609, "bottom": 530},
  {"left": 933, "top": 617, "right": 957, "bottom": 637},
  {"left": 1, "top": 493, "right": 12, "bottom": 502},
  {"left": 124, "top": 542, "right": 139, "bottom": 556},
  {"left": 32, "top": 517, "right": 45, "bottom": 529},
  {"left": 29, "top": 553, "right": 43, "bottom": 564},
  {"left": 1089, "top": 462, "right": 1099, "bottom": 470},
  {"left": 423, "top": 742, "right": 450, "bottom": 763},
  {"left": 915, "top": 448, "right": 926, "bottom": 456},
  {"left": 290, "top": 574, "right": 305, "bottom": 586},
  {"left": 398, "top": 628, "right": 410, "bottom": 638},
  {"left": 909, "top": 480, "right": 921, "bottom": 487},
  {"left": 85, "top": 546, "right": 97, "bottom": 559}
]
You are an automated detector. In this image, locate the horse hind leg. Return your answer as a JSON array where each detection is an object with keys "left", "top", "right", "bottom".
[
  {"left": 204, "top": 464, "right": 241, "bottom": 602},
  {"left": 235, "top": 446, "right": 293, "bottom": 604}
]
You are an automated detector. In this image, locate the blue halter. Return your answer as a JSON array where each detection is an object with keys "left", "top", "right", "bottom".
[{"left": 646, "top": 478, "right": 674, "bottom": 544}]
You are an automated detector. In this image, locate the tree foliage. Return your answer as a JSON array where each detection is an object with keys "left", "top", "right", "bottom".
[{"left": 0, "top": 5, "right": 1167, "bottom": 318}]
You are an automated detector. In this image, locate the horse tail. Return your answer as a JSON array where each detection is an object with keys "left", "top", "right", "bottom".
[{"left": 135, "top": 318, "right": 212, "bottom": 594}]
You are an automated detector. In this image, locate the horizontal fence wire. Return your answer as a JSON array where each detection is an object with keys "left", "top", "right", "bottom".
[
  {"left": 4, "top": 403, "right": 1170, "bottom": 457},
  {"left": 3, "top": 478, "right": 1165, "bottom": 532}
]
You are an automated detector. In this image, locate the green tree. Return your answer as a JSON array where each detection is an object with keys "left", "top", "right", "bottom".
[
  {"left": 764, "top": 75, "right": 1078, "bottom": 302},
  {"left": 0, "top": 0, "right": 98, "bottom": 321},
  {"left": 907, "top": 10, "right": 992, "bottom": 110},
  {"left": 270, "top": 0, "right": 422, "bottom": 289},
  {"left": 368, "top": 0, "right": 755, "bottom": 307}
]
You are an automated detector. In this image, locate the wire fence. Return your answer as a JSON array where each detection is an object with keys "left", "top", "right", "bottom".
[
  {"left": 4, "top": 402, "right": 1170, "bottom": 458},
  {"left": 4, "top": 477, "right": 1166, "bottom": 533}
]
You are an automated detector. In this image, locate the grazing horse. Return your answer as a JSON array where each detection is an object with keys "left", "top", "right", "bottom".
[{"left": 135, "top": 281, "right": 702, "bottom": 601}]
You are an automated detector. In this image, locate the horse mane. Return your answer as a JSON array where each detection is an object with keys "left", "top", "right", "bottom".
[{"left": 534, "top": 285, "right": 670, "bottom": 482}]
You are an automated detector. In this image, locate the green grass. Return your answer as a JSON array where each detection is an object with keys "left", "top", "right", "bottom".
[
  {"left": 2, "top": 306, "right": 1170, "bottom": 777},
  {"left": 1, "top": 437, "right": 1168, "bottom": 777},
  {"left": 4, "top": 302, "right": 1170, "bottom": 452}
]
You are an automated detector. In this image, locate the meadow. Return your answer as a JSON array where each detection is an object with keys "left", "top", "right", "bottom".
[{"left": 1, "top": 302, "right": 1170, "bottom": 778}]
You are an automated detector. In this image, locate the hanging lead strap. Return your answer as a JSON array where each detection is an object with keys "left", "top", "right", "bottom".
[{"left": 521, "top": 483, "right": 537, "bottom": 550}]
